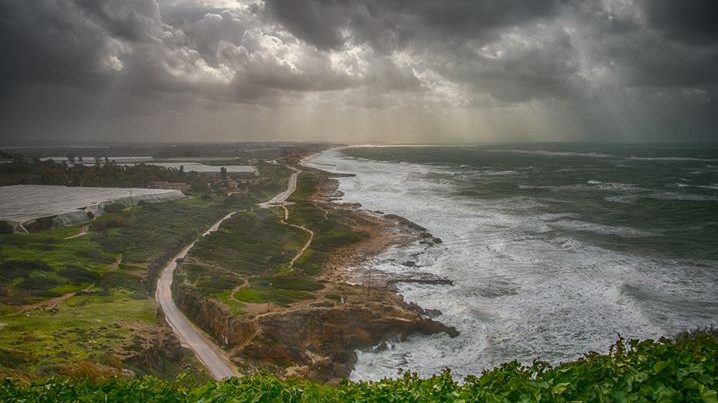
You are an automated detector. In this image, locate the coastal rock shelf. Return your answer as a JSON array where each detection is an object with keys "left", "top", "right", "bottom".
[{"left": 0, "top": 184, "right": 184, "bottom": 232}]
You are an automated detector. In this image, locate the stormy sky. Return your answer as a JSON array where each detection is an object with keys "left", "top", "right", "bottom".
[{"left": 1, "top": 0, "right": 717, "bottom": 144}]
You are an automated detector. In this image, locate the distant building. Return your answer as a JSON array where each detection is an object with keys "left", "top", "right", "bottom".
[
  {"left": 234, "top": 170, "right": 258, "bottom": 180},
  {"left": 149, "top": 181, "right": 191, "bottom": 192}
]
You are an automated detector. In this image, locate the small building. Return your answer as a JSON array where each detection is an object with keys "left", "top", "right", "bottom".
[{"left": 149, "top": 181, "right": 191, "bottom": 192}]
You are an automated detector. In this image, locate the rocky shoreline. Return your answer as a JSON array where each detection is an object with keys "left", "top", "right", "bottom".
[{"left": 174, "top": 168, "right": 458, "bottom": 382}]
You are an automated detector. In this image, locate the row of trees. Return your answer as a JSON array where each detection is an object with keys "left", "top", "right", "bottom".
[{"left": 0, "top": 156, "right": 209, "bottom": 193}]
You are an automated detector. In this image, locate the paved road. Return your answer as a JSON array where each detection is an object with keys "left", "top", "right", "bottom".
[
  {"left": 156, "top": 166, "right": 301, "bottom": 380},
  {"left": 156, "top": 211, "right": 240, "bottom": 380},
  {"left": 259, "top": 167, "right": 300, "bottom": 207}
]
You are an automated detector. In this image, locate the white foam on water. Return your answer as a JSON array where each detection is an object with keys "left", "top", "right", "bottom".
[
  {"left": 304, "top": 149, "right": 718, "bottom": 381},
  {"left": 605, "top": 195, "right": 640, "bottom": 204},
  {"left": 489, "top": 150, "right": 613, "bottom": 158},
  {"left": 548, "top": 219, "right": 659, "bottom": 238},
  {"left": 519, "top": 182, "right": 646, "bottom": 194},
  {"left": 628, "top": 156, "right": 718, "bottom": 162},
  {"left": 645, "top": 192, "right": 718, "bottom": 202}
]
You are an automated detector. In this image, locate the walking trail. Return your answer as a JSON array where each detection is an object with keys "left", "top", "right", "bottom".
[{"left": 156, "top": 166, "right": 302, "bottom": 380}]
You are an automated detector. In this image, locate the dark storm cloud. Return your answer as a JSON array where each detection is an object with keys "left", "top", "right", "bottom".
[
  {"left": 264, "top": 0, "right": 718, "bottom": 102},
  {"left": 0, "top": 0, "right": 717, "bottom": 143},
  {"left": 73, "top": 0, "right": 163, "bottom": 42},
  {"left": 642, "top": 0, "right": 718, "bottom": 46},
  {"left": 0, "top": 1, "right": 107, "bottom": 87},
  {"left": 264, "top": 0, "right": 564, "bottom": 52}
]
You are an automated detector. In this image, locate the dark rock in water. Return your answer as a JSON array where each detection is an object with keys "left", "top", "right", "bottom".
[
  {"left": 390, "top": 277, "right": 454, "bottom": 286},
  {"left": 401, "top": 261, "right": 416, "bottom": 267},
  {"left": 373, "top": 341, "right": 389, "bottom": 353},
  {"left": 433, "top": 237, "right": 443, "bottom": 244},
  {"left": 406, "top": 301, "right": 443, "bottom": 318},
  {"left": 374, "top": 210, "right": 384, "bottom": 215},
  {"left": 416, "top": 319, "right": 459, "bottom": 338},
  {"left": 384, "top": 214, "right": 427, "bottom": 232}
]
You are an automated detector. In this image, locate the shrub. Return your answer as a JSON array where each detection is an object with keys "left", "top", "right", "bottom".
[
  {"left": 0, "top": 221, "right": 14, "bottom": 234},
  {"left": 1, "top": 331, "right": 717, "bottom": 402},
  {"left": 102, "top": 203, "right": 126, "bottom": 214},
  {"left": 58, "top": 265, "right": 97, "bottom": 283},
  {"left": 0, "top": 259, "right": 53, "bottom": 280},
  {"left": 91, "top": 214, "right": 130, "bottom": 232}
]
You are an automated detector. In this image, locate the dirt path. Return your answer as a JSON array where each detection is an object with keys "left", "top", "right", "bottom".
[
  {"left": 64, "top": 225, "right": 89, "bottom": 239},
  {"left": 278, "top": 205, "right": 315, "bottom": 269},
  {"left": 157, "top": 166, "right": 303, "bottom": 380},
  {"left": 259, "top": 167, "right": 313, "bottom": 270}
]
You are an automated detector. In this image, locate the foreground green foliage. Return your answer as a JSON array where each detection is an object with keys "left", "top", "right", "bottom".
[{"left": 1, "top": 330, "right": 716, "bottom": 402}]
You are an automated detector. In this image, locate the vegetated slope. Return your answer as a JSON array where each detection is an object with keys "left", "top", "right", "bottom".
[
  {"left": 175, "top": 171, "right": 363, "bottom": 315},
  {"left": 1, "top": 330, "right": 716, "bottom": 402},
  {"left": 0, "top": 164, "right": 294, "bottom": 379},
  {"left": 0, "top": 198, "right": 227, "bottom": 380},
  {"left": 172, "top": 170, "right": 455, "bottom": 381}
]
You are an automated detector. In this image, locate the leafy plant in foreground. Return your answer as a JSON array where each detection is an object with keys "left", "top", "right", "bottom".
[{"left": 1, "top": 330, "right": 716, "bottom": 402}]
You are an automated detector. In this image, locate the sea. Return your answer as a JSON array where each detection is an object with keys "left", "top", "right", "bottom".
[{"left": 304, "top": 143, "right": 718, "bottom": 380}]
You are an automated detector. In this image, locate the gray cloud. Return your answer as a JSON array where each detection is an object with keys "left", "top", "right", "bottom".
[
  {"left": 0, "top": 0, "right": 717, "bottom": 144},
  {"left": 642, "top": 0, "right": 718, "bottom": 46},
  {"left": 264, "top": 0, "right": 564, "bottom": 52}
]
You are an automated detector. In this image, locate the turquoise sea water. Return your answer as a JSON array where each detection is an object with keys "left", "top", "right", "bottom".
[{"left": 306, "top": 144, "right": 718, "bottom": 380}]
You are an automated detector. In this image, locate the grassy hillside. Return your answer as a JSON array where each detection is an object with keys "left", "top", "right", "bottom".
[
  {"left": 0, "top": 197, "right": 226, "bottom": 379},
  {"left": 0, "top": 163, "right": 294, "bottom": 379},
  {"left": 1, "top": 330, "right": 716, "bottom": 402},
  {"left": 175, "top": 171, "right": 368, "bottom": 313}
]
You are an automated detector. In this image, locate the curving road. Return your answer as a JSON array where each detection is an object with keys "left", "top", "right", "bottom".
[
  {"left": 156, "top": 211, "right": 240, "bottom": 380},
  {"left": 156, "top": 166, "right": 301, "bottom": 380},
  {"left": 259, "top": 166, "right": 300, "bottom": 208}
]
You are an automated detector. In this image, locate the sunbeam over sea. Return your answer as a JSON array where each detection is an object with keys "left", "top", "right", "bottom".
[{"left": 305, "top": 144, "right": 718, "bottom": 380}]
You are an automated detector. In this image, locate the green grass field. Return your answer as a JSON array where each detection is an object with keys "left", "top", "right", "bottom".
[
  {"left": 0, "top": 165, "right": 291, "bottom": 371},
  {"left": 175, "top": 170, "right": 366, "bottom": 310},
  {"left": 0, "top": 162, "right": 298, "bottom": 378},
  {"left": 0, "top": 209, "right": 215, "bottom": 379},
  {"left": 177, "top": 207, "right": 318, "bottom": 307}
]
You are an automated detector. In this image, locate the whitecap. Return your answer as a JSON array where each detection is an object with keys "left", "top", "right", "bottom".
[
  {"left": 489, "top": 149, "right": 613, "bottom": 158},
  {"left": 548, "top": 219, "right": 658, "bottom": 238},
  {"left": 628, "top": 156, "right": 718, "bottom": 162}
]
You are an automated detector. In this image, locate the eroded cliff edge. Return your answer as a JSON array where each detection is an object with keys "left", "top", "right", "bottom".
[{"left": 173, "top": 169, "right": 458, "bottom": 382}]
